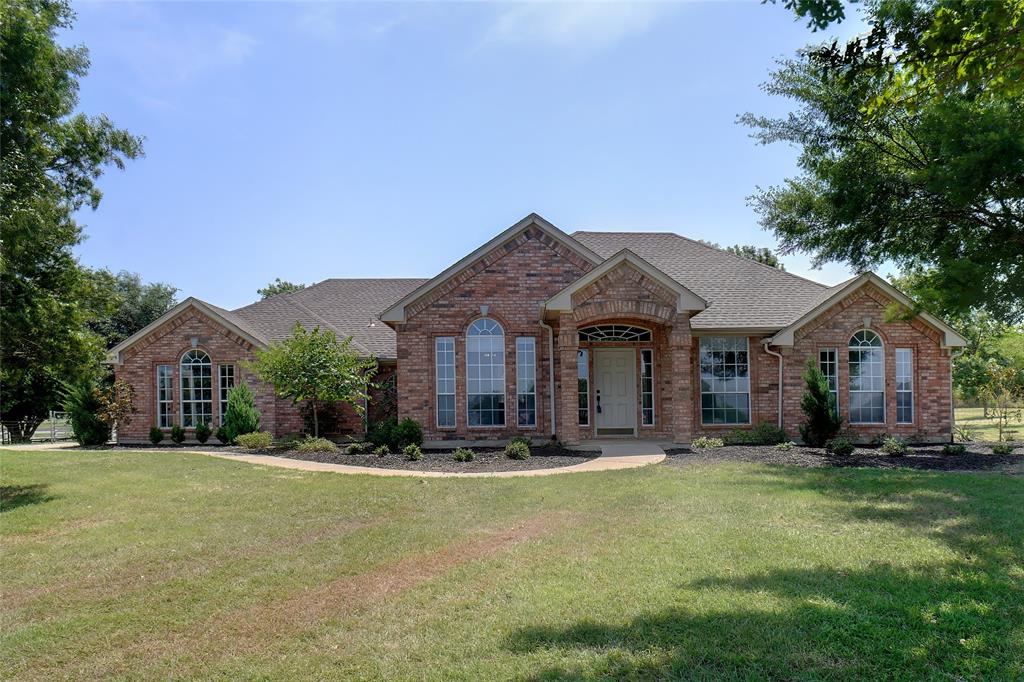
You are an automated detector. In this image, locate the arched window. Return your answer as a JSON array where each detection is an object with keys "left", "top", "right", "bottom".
[
  {"left": 579, "top": 325, "right": 652, "bottom": 343},
  {"left": 180, "top": 349, "right": 213, "bottom": 428},
  {"left": 466, "top": 318, "right": 505, "bottom": 426},
  {"left": 849, "top": 330, "right": 884, "bottom": 424}
]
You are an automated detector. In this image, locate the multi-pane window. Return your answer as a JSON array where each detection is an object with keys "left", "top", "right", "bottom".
[
  {"left": 219, "top": 364, "right": 235, "bottom": 422},
  {"left": 157, "top": 365, "right": 173, "bottom": 428},
  {"left": 640, "top": 349, "right": 654, "bottom": 426},
  {"left": 577, "top": 349, "right": 590, "bottom": 426},
  {"left": 516, "top": 337, "right": 536, "bottom": 427},
  {"left": 819, "top": 348, "right": 839, "bottom": 418},
  {"left": 466, "top": 318, "right": 505, "bottom": 426},
  {"left": 849, "top": 330, "right": 885, "bottom": 424},
  {"left": 578, "top": 325, "right": 652, "bottom": 343},
  {"left": 700, "top": 337, "right": 750, "bottom": 424},
  {"left": 180, "top": 349, "right": 213, "bottom": 428},
  {"left": 896, "top": 348, "right": 913, "bottom": 424},
  {"left": 435, "top": 337, "right": 456, "bottom": 428}
]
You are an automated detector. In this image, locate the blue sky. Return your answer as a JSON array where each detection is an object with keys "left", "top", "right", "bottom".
[{"left": 68, "top": 1, "right": 870, "bottom": 309}]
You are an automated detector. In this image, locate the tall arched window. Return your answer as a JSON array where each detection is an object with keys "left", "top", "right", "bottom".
[
  {"left": 180, "top": 349, "right": 213, "bottom": 427},
  {"left": 466, "top": 318, "right": 505, "bottom": 426},
  {"left": 849, "top": 330, "right": 884, "bottom": 424}
]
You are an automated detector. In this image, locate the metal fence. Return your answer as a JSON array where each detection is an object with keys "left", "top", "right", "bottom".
[{"left": 0, "top": 411, "right": 74, "bottom": 445}]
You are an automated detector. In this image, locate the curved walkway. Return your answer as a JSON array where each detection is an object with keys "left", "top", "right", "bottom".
[{"left": 201, "top": 440, "right": 666, "bottom": 478}]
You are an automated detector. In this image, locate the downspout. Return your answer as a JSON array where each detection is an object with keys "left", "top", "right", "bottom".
[
  {"left": 762, "top": 340, "right": 784, "bottom": 429},
  {"left": 539, "top": 312, "right": 557, "bottom": 439},
  {"left": 949, "top": 348, "right": 963, "bottom": 443}
]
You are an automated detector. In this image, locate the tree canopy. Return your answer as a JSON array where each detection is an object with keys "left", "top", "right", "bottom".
[
  {"left": 700, "top": 241, "right": 786, "bottom": 269},
  {"left": 257, "top": 278, "right": 306, "bottom": 299},
  {"left": 87, "top": 270, "right": 178, "bottom": 348}
]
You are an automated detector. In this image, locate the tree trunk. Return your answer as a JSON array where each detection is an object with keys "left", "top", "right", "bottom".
[{"left": 312, "top": 400, "right": 319, "bottom": 437}]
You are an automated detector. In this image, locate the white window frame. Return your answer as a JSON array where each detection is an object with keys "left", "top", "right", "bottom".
[
  {"left": 848, "top": 330, "right": 885, "bottom": 425},
  {"left": 577, "top": 349, "right": 590, "bottom": 427},
  {"left": 180, "top": 349, "right": 213, "bottom": 428},
  {"left": 435, "top": 337, "right": 456, "bottom": 429},
  {"left": 515, "top": 337, "right": 537, "bottom": 428},
  {"left": 699, "top": 336, "right": 751, "bottom": 425},
  {"left": 466, "top": 318, "right": 505, "bottom": 428},
  {"left": 896, "top": 347, "right": 914, "bottom": 424},
  {"left": 218, "top": 364, "right": 235, "bottom": 423},
  {"left": 819, "top": 348, "right": 839, "bottom": 418},
  {"left": 640, "top": 348, "right": 654, "bottom": 426},
  {"left": 156, "top": 364, "right": 173, "bottom": 428}
]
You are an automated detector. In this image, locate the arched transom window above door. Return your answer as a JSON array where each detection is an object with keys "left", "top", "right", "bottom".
[{"left": 578, "top": 325, "right": 652, "bottom": 343}]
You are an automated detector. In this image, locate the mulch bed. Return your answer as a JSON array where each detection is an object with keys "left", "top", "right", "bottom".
[
  {"left": 662, "top": 444, "right": 1023, "bottom": 473},
  {"left": 274, "top": 445, "right": 601, "bottom": 473}
]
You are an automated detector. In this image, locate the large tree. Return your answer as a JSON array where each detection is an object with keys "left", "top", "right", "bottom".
[
  {"left": 257, "top": 278, "right": 305, "bottom": 299},
  {"left": 88, "top": 270, "right": 178, "bottom": 348},
  {"left": 1, "top": 0, "right": 143, "bottom": 440},
  {"left": 700, "top": 241, "right": 786, "bottom": 269},
  {"left": 748, "top": 0, "right": 1024, "bottom": 324}
]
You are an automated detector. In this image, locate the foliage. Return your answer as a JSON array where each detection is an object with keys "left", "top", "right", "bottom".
[
  {"left": 60, "top": 379, "right": 111, "bottom": 446},
  {"left": 95, "top": 379, "right": 136, "bottom": 429},
  {"left": 452, "top": 447, "right": 475, "bottom": 462},
  {"left": 692, "top": 436, "right": 725, "bottom": 449},
  {"left": 979, "top": 363, "right": 1024, "bottom": 443},
  {"left": 368, "top": 417, "right": 423, "bottom": 452},
  {"left": 257, "top": 278, "right": 305, "bottom": 299},
  {"left": 403, "top": 444, "right": 422, "bottom": 461},
  {"left": 798, "top": 359, "right": 841, "bottom": 447},
  {"left": 880, "top": 436, "right": 909, "bottom": 456},
  {"left": 942, "top": 443, "right": 967, "bottom": 456},
  {"left": 509, "top": 435, "right": 531, "bottom": 448},
  {"left": 235, "top": 431, "right": 273, "bottom": 450},
  {"left": 86, "top": 270, "right": 177, "bottom": 348},
  {"left": 1, "top": 0, "right": 144, "bottom": 441},
  {"left": 395, "top": 418, "right": 423, "bottom": 448},
  {"left": 215, "top": 427, "right": 230, "bottom": 444},
  {"left": 825, "top": 436, "right": 855, "bottom": 456},
  {"left": 373, "top": 445, "right": 389, "bottom": 457},
  {"left": 194, "top": 423, "right": 211, "bottom": 444},
  {"left": 775, "top": 441, "right": 795, "bottom": 451},
  {"left": 726, "top": 421, "right": 788, "bottom": 445},
  {"left": 954, "top": 423, "right": 979, "bottom": 443},
  {"left": 221, "top": 383, "right": 261, "bottom": 444},
  {"left": 345, "top": 441, "right": 370, "bottom": 455},
  {"left": 295, "top": 436, "right": 339, "bottom": 454},
  {"left": 746, "top": 1, "right": 1024, "bottom": 324},
  {"left": 148, "top": 426, "right": 164, "bottom": 445},
  {"left": 699, "top": 241, "right": 785, "bottom": 269},
  {"left": 991, "top": 441, "right": 1015, "bottom": 455},
  {"left": 505, "top": 441, "right": 530, "bottom": 460},
  {"left": 248, "top": 323, "right": 377, "bottom": 437},
  {"left": 170, "top": 424, "right": 186, "bottom": 444}
]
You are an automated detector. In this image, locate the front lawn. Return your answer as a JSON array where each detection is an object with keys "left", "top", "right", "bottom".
[{"left": 2, "top": 449, "right": 1021, "bottom": 680}]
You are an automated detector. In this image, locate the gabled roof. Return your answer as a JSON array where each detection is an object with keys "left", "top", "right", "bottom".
[
  {"left": 380, "top": 213, "right": 603, "bottom": 324},
  {"left": 572, "top": 231, "right": 830, "bottom": 331},
  {"left": 544, "top": 249, "right": 706, "bottom": 314},
  {"left": 768, "top": 272, "right": 968, "bottom": 348}
]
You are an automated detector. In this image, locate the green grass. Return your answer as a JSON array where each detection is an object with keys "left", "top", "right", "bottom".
[
  {"left": 2, "top": 450, "right": 1022, "bottom": 680},
  {"left": 957, "top": 406, "right": 1023, "bottom": 441}
]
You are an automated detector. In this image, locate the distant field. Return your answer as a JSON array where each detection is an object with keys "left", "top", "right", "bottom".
[{"left": 956, "top": 406, "right": 1023, "bottom": 442}]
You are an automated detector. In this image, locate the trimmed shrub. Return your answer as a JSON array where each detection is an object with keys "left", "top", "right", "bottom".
[
  {"left": 170, "top": 424, "right": 186, "bottom": 444},
  {"left": 403, "top": 444, "right": 422, "bottom": 461},
  {"left": 215, "top": 426, "right": 231, "bottom": 444},
  {"left": 825, "top": 436, "right": 855, "bottom": 456},
  {"left": 235, "top": 431, "right": 273, "bottom": 449},
  {"left": 367, "top": 418, "right": 397, "bottom": 451},
  {"left": 194, "top": 422, "right": 212, "bottom": 444},
  {"left": 726, "top": 422, "right": 787, "bottom": 446},
  {"left": 799, "top": 359, "right": 841, "bottom": 447},
  {"left": 880, "top": 436, "right": 908, "bottom": 456},
  {"left": 373, "top": 445, "right": 390, "bottom": 457},
  {"left": 452, "top": 447, "right": 474, "bottom": 462},
  {"left": 395, "top": 418, "right": 423, "bottom": 448},
  {"left": 61, "top": 379, "right": 112, "bottom": 447},
  {"left": 509, "top": 435, "right": 531, "bottom": 448},
  {"left": 222, "top": 383, "right": 261, "bottom": 443},
  {"left": 345, "top": 441, "right": 371, "bottom": 455},
  {"left": 692, "top": 436, "right": 724, "bottom": 449},
  {"left": 775, "top": 441, "right": 795, "bottom": 451},
  {"left": 295, "top": 436, "right": 339, "bottom": 453},
  {"left": 368, "top": 417, "right": 423, "bottom": 452},
  {"left": 992, "top": 441, "right": 1015, "bottom": 455},
  {"left": 942, "top": 443, "right": 967, "bottom": 456},
  {"left": 149, "top": 426, "right": 164, "bottom": 445},
  {"left": 505, "top": 441, "right": 530, "bottom": 460}
]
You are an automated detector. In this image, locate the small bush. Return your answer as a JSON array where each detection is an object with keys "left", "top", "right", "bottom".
[
  {"left": 775, "top": 441, "right": 795, "bottom": 451},
  {"left": 395, "top": 418, "right": 423, "bottom": 448},
  {"left": 369, "top": 417, "right": 424, "bottom": 452},
  {"left": 403, "top": 444, "right": 422, "bottom": 461},
  {"left": 194, "top": 422, "right": 212, "bottom": 444},
  {"left": 726, "top": 422, "right": 788, "bottom": 446},
  {"left": 509, "top": 435, "right": 531, "bottom": 448},
  {"left": 799, "top": 359, "right": 841, "bottom": 447},
  {"left": 452, "top": 447, "right": 474, "bottom": 462},
  {"left": 222, "top": 383, "right": 261, "bottom": 443},
  {"left": 345, "top": 441, "right": 370, "bottom": 454},
  {"left": 942, "top": 443, "right": 967, "bottom": 456},
  {"left": 373, "top": 445, "right": 390, "bottom": 457},
  {"left": 954, "top": 424, "right": 979, "bottom": 443},
  {"left": 235, "top": 431, "right": 273, "bottom": 449},
  {"left": 215, "top": 426, "right": 231, "bottom": 444},
  {"left": 992, "top": 441, "right": 1015, "bottom": 455},
  {"left": 149, "top": 426, "right": 164, "bottom": 445},
  {"left": 692, "top": 436, "right": 724, "bottom": 449},
  {"left": 61, "top": 379, "right": 112, "bottom": 446},
  {"left": 825, "top": 436, "right": 855, "bottom": 456},
  {"left": 880, "top": 436, "right": 908, "bottom": 456},
  {"left": 295, "top": 436, "right": 339, "bottom": 453},
  {"left": 505, "top": 441, "right": 530, "bottom": 460},
  {"left": 170, "top": 424, "right": 186, "bottom": 444}
]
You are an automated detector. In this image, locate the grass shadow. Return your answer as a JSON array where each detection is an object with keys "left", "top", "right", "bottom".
[{"left": 1, "top": 484, "right": 55, "bottom": 512}]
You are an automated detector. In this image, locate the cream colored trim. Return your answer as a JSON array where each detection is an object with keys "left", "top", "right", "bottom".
[
  {"left": 544, "top": 249, "right": 706, "bottom": 314},
  {"left": 768, "top": 272, "right": 967, "bottom": 348},
  {"left": 380, "top": 213, "right": 603, "bottom": 324},
  {"left": 104, "top": 297, "right": 267, "bottom": 365}
]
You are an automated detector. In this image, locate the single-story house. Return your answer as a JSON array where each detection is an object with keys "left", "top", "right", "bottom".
[{"left": 108, "top": 213, "right": 966, "bottom": 445}]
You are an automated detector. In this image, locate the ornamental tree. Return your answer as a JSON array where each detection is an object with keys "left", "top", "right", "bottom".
[
  {"left": 798, "top": 358, "right": 841, "bottom": 447},
  {"left": 248, "top": 324, "right": 377, "bottom": 437}
]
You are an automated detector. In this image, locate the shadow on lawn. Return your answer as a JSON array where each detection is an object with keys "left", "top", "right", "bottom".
[
  {"left": 1, "top": 484, "right": 55, "bottom": 512},
  {"left": 506, "top": 468, "right": 1023, "bottom": 680}
]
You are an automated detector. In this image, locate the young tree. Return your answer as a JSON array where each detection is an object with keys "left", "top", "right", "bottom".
[
  {"left": 798, "top": 358, "right": 841, "bottom": 447},
  {"left": 1, "top": 0, "right": 143, "bottom": 440},
  {"left": 221, "top": 383, "right": 261, "bottom": 443},
  {"left": 248, "top": 324, "right": 377, "bottom": 437},
  {"left": 257, "top": 278, "right": 305, "bottom": 299},
  {"left": 980, "top": 363, "right": 1024, "bottom": 444}
]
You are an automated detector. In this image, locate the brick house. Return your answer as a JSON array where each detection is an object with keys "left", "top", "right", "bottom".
[{"left": 108, "top": 214, "right": 966, "bottom": 445}]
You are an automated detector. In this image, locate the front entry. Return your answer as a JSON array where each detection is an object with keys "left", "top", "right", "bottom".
[{"left": 594, "top": 348, "right": 637, "bottom": 436}]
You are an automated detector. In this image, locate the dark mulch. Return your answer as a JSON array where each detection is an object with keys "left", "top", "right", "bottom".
[
  {"left": 275, "top": 445, "right": 601, "bottom": 473},
  {"left": 663, "top": 444, "right": 1023, "bottom": 473}
]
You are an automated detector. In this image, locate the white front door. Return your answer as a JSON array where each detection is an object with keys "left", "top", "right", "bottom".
[{"left": 594, "top": 348, "right": 637, "bottom": 434}]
